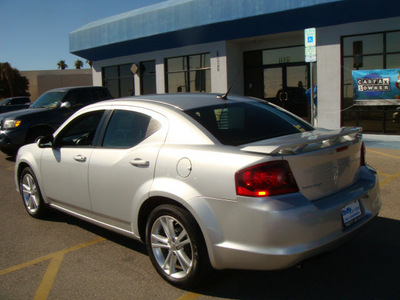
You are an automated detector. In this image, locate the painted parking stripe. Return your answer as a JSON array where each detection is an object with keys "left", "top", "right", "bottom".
[
  {"left": 1, "top": 237, "right": 105, "bottom": 300},
  {"left": 34, "top": 253, "right": 65, "bottom": 300},
  {"left": 379, "top": 171, "right": 400, "bottom": 187},
  {"left": 368, "top": 149, "right": 400, "bottom": 160},
  {"left": 176, "top": 292, "right": 201, "bottom": 300},
  {"left": 0, "top": 237, "right": 105, "bottom": 276}
]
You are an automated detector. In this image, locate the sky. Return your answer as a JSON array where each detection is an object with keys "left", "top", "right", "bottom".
[{"left": 0, "top": 0, "right": 167, "bottom": 71}]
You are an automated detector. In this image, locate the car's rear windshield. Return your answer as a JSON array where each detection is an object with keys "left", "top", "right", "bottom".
[
  {"left": 184, "top": 101, "right": 313, "bottom": 146},
  {"left": 31, "top": 92, "right": 66, "bottom": 109}
]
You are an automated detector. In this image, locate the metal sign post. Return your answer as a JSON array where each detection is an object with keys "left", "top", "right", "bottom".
[
  {"left": 310, "top": 62, "right": 316, "bottom": 126},
  {"left": 305, "top": 28, "right": 317, "bottom": 126}
]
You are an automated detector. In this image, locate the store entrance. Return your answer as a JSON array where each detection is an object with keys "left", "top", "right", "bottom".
[
  {"left": 264, "top": 63, "right": 310, "bottom": 121},
  {"left": 244, "top": 48, "right": 311, "bottom": 122}
]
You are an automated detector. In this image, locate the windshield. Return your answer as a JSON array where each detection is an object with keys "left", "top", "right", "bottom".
[
  {"left": 0, "top": 99, "right": 11, "bottom": 106},
  {"left": 184, "top": 101, "right": 314, "bottom": 146},
  {"left": 31, "top": 92, "right": 66, "bottom": 108}
]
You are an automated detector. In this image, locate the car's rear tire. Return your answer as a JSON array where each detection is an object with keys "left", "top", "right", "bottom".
[
  {"left": 19, "top": 167, "right": 48, "bottom": 219},
  {"left": 145, "top": 204, "right": 211, "bottom": 288}
]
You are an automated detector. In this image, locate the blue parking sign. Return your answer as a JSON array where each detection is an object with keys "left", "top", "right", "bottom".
[{"left": 305, "top": 28, "right": 316, "bottom": 47}]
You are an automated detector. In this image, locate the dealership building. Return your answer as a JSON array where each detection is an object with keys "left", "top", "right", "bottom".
[{"left": 69, "top": 0, "right": 400, "bottom": 135}]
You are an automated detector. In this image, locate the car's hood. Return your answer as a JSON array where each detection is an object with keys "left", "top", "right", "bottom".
[{"left": 0, "top": 107, "right": 50, "bottom": 120}]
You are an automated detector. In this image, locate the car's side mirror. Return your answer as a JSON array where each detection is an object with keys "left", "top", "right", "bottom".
[
  {"left": 37, "top": 135, "right": 54, "bottom": 148},
  {"left": 60, "top": 101, "right": 71, "bottom": 109}
]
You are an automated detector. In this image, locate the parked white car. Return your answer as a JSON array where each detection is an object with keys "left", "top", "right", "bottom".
[{"left": 15, "top": 93, "right": 381, "bottom": 287}]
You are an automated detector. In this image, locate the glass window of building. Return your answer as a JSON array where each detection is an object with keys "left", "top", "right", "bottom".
[
  {"left": 165, "top": 53, "right": 211, "bottom": 93},
  {"left": 341, "top": 30, "right": 400, "bottom": 134},
  {"left": 140, "top": 60, "right": 156, "bottom": 95},
  {"left": 102, "top": 64, "right": 135, "bottom": 98}
]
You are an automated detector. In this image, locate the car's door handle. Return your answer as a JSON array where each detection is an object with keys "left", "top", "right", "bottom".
[
  {"left": 130, "top": 159, "right": 150, "bottom": 168},
  {"left": 73, "top": 155, "right": 87, "bottom": 162}
]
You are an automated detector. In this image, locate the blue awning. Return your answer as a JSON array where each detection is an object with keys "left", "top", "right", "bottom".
[{"left": 69, "top": 0, "right": 398, "bottom": 61}]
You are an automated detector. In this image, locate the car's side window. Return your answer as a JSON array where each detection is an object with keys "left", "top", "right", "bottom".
[
  {"left": 55, "top": 110, "right": 105, "bottom": 147},
  {"left": 16, "top": 98, "right": 28, "bottom": 104},
  {"left": 64, "top": 89, "right": 92, "bottom": 107},
  {"left": 102, "top": 110, "right": 156, "bottom": 148},
  {"left": 92, "top": 88, "right": 111, "bottom": 101}
]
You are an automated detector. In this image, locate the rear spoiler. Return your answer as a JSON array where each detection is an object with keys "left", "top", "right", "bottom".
[{"left": 241, "top": 127, "right": 363, "bottom": 155}]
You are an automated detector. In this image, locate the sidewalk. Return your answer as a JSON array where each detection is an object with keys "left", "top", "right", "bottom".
[{"left": 363, "top": 134, "right": 400, "bottom": 149}]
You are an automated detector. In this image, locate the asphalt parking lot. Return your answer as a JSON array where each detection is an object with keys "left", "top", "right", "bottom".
[{"left": 1, "top": 143, "right": 400, "bottom": 300}]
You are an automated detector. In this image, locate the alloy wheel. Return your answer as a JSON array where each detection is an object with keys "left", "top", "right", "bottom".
[
  {"left": 150, "top": 215, "right": 193, "bottom": 279},
  {"left": 22, "top": 173, "right": 40, "bottom": 214}
]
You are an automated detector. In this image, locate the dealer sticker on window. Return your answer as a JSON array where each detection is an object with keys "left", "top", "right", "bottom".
[{"left": 341, "top": 200, "right": 362, "bottom": 227}]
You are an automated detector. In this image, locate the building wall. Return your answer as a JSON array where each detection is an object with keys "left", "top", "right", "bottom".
[{"left": 21, "top": 69, "right": 93, "bottom": 101}]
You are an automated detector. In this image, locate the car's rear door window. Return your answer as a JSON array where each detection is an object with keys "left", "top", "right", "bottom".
[
  {"left": 102, "top": 110, "right": 160, "bottom": 148},
  {"left": 185, "top": 102, "right": 313, "bottom": 145}
]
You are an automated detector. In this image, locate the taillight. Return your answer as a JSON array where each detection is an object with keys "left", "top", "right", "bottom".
[
  {"left": 235, "top": 160, "right": 299, "bottom": 197},
  {"left": 360, "top": 142, "right": 366, "bottom": 166}
]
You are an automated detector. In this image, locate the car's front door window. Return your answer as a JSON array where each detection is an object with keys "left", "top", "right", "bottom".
[{"left": 56, "top": 110, "right": 105, "bottom": 147}]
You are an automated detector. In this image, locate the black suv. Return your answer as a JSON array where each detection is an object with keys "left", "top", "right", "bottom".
[
  {"left": 0, "top": 86, "right": 112, "bottom": 156},
  {"left": 0, "top": 96, "right": 31, "bottom": 113}
]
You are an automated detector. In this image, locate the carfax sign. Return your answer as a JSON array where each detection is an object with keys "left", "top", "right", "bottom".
[{"left": 352, "top": 68, "right": 400, "bottom": 104}]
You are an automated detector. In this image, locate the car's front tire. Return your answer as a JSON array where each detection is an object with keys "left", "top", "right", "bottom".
[
  {"left": 19, "top": 167, "right": 48, "bottom": 219},
  {"left": 145, "top": 204, "right": 211, "bottom": 288}
]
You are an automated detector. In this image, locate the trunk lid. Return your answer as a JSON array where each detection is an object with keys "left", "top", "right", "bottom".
[{"left": 240, "top": 127, "right": 363, "bottom": 201}]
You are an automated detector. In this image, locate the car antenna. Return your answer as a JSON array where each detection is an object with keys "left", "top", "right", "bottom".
[
  {"left": 217, "top": 71, "right": 241, "bottom": 100},
  {"left": 217, "top": 85, "right": 233, "bottom": 100}
]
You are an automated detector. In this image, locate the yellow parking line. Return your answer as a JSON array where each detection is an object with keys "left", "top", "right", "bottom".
[
  {"left": 379, "top": 171, "right": 400, "bottom": 187},
  {"left": 0, "top": 237, "right": 105, "bottom": 276},
  {"left": 377, "top": 171, "right": 391, "bottom": 177},
  {"left": 34, "top": 253, "right": 65, "bottom": 300},
  {"left": 368, "top": 149, "right": 400, "bottom": 160},
  {"left": 1, "top": 237, "right": 105, "bottom": 300},
  {"left": 176, "top": 292, "right": 201, "bottom": 300}
]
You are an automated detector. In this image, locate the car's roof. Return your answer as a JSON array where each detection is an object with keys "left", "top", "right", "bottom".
[
  {"left": 4, "top": 96, "right": 30, "bottom": 100},
  {"left": 45, "top": 86, "right": 107, "bottom": 93},
  {"left": 99, "top": 93, "right": 260, "bottom": 111}
]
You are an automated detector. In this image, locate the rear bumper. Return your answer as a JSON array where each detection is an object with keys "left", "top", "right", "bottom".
[{"left": 190, "top": 165, "right": 381, "bottom": 270}]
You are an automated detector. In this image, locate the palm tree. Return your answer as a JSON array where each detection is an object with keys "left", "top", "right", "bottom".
[
  {"left": 57, "top": 60, "right": 68, "bottom": 70},
  {"left": 74, "top": 60, "right": 84, "bottom": 69},
  {"left": 0, "top": 62, "right": 14, "bottom": 96},
  {"left": 86, "top": 60, "right": 93, "bottom": 68}
]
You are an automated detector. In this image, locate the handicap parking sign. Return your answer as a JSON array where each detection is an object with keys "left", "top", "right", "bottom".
[{"left": 305, "top": 28, "right": 316, "bottom": 47}]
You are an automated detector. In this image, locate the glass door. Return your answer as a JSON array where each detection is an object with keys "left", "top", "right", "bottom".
[
  {"left": 263, "top": 63, "right": 310, "bottom": 121},
  {"left": 264, "top": 67, "right": 283, "bottom": 105}
]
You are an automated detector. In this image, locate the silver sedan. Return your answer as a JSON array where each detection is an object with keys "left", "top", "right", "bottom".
[{"left": 15, "top": 93, "right": 381, "bottom": 288}]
